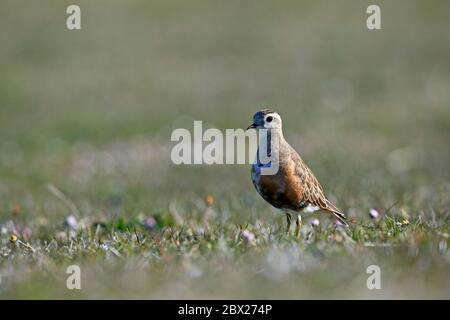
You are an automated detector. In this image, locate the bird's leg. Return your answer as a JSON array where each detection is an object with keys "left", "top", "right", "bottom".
[
  {"left": 285, "top": 212, "right": 292, "bottom": 234},
  {"left": 295, "top": 215, "right": 302, "bottom": 237}
]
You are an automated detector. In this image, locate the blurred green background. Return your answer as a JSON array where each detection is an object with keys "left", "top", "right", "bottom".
[{"left": 0, "top": 0, "right": 449, "bottom": 299}]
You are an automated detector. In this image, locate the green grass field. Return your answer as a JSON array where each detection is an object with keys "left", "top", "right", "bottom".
[{"left": 0, "top": 0, "right": 449, "bottom": 298}]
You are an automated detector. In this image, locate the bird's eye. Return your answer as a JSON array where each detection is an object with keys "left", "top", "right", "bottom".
[{"left": 266, "top": 116, "right": 273, "bottom": 122}]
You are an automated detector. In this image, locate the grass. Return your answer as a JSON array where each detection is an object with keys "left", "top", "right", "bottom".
[
  {"left": 0, "top": 0, "right": 449, "bottom": 298},
  {"left": 2, "top": 204, "right": 449, "bottom": 298}
]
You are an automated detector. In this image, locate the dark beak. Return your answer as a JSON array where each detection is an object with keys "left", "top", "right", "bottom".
[{"left": 246, "top": 123, "right": 256, "bottom": 130}]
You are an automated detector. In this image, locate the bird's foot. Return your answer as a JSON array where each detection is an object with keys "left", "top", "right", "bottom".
[
  {"left": 295, "top": 215, "right": 302, "bottom": 238},
  {"left": 285, "top": 213, "right": 292, "bottom": 235}
]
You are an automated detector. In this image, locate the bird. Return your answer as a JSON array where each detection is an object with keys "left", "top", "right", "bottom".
[{"left": 247, "top": 109, "right": 348, "bottom": 236}]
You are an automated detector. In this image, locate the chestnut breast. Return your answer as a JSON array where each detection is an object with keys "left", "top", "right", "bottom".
[{"left": 251, "top": 160, "right": 304, "bottom": 210}]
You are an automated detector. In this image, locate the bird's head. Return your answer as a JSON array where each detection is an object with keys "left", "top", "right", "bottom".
[{"left": 246, "top": 109, "right": 282, "bottom": 130}]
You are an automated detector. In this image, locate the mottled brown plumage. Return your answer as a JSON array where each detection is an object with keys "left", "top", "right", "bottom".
[{"left": 248, "top": 109, "right": 348, "bottom": 235}]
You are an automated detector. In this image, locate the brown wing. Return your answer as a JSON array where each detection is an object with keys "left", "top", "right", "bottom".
[{"left": 288, "top": 147, "right": 348, "bottom": 225}]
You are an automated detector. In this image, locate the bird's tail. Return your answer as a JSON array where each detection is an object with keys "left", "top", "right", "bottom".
[
  {"left": 325, "top": 200, "right": 349, "bottom": 226},
  {"left": 331, "top": 210, "right": 349, "bottom": 226}
]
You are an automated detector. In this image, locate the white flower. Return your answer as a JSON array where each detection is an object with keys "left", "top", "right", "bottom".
[
  {"left": 240, "top": 229, "right": 256, "bottom": 245},
  {"left": 369, "top": 208, "right": 380, "bottom": 219},
  {"left": 64, "top": 215, "right": 78, "bottom": 229},
  {"left": 143, "top": 216, "right": 157, "bottom": 229}
]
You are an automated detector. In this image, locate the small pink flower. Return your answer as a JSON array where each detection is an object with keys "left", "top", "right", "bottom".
[
  {"left": 310, "top": 219, "right": 320, "bottom": 227},
  {"left": 22, "top": 227, "right": 32, "bottom": 239},
  {"left": 335, "top": 220, "right": 344, "bottom": 228},
  {"left": 64, "top": 215, "right": 78, "bottom": 229},
  {"left": 369, "top": 208, "right": 380, "bottom": 219},
  {"left": 143, "top": 217, "right": 157, "bottom": 229},
  {"left": 240, "top": 229, "right": 256, "bottom": 245}
]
